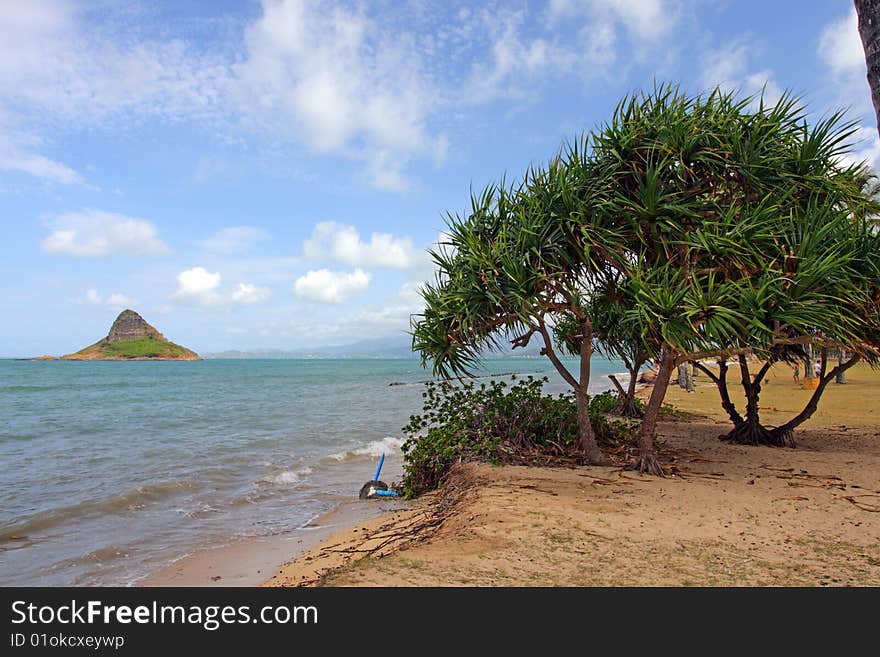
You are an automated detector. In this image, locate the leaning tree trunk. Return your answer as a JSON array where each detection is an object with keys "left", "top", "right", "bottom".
[
  {"left": 693, "top": 359, "right": 744, "bottom": 428},
  {"left": 855, "top": 0, "right": 880, "bottom": 134},
  {"left": 771, "top": 352, "right": 861, "bottom": 446},
  {"left": 721, "top": 356, "right": 782, "bottom": 446},
  {"left": 629, "top": 347, "right": 673, "bottom": 476},
  {"left": 608, "top": 363, "right": 645, "bottom": 418}
]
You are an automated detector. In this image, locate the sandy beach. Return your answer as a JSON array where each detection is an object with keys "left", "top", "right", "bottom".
[{"left": 263, "top": 362, "right": 880, "bottom": 587}]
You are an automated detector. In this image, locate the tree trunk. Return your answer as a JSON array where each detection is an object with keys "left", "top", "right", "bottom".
[
  {"left": 855, "top": 0, "right": 880, "bottom": 135},
  {"left": 803, "top": 343, "right": 814, "bottom": 380},
  {"left": 721, "top": 356, "right": 784, "bottom": 446},
  {"left": 771, "top": 352, "right": 861, "bottom": 445},
  {"left": 608, "top": 369, "right": 644, "bottom": 418},
  {"left": 836, "top": 349, "right": 848, "bottom": 384},
  {"left": 537, "top": 320, "right": 606, "bottom": 464},
  {"left": 608, "top": 373, "right": 626, "bottom": 398},
  {"left": 629, "top": 347, "right": 673, "bottom": 476},
  {"left": 692, "top": 359, "right": 744, "bottom": 427}
]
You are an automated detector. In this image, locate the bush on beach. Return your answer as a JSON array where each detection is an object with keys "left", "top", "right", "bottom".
[{"left": 401, "top": 376, "right": 639, "bottom": 497}]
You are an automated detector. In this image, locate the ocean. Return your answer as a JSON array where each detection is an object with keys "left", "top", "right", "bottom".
[{"left": 0, "top": 356, "right": 624, "bottom": 586}]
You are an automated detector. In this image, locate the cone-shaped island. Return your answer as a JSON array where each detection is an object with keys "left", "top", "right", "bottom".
[{"left": 62, "top": 309, "right": 201, "bottom": 360}]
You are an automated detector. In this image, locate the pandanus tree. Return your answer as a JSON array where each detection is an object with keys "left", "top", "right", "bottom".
[
  {"left": 410, "top": 164, "right": 616, "bottom": 465},
  {"left": 412, "top": 83, "right": 880, "bottom": 475},
  {"left": 690, "top": 196, "right": 880, "bottom": 446},
  {"left": 580, "top": 85, "right": 880, "bottom": 469}
]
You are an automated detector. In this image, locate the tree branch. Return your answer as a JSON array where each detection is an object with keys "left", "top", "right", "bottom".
[{"left": 537, "top": 320, "right": 580, "bottom": 390}]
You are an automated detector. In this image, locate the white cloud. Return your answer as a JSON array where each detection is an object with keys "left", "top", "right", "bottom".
[
  {"left": 839, "top": 125, "right": 880, "bottom": 172},
  {"left": 236, "top": 0, "right": 441, "bottom": 190},
  {"left": 231, "top": 282, "right": 271, "bottom": 304},
  {"left": 173, "top": 266, "right": 223, "bottom": 305},
  {"left": 816, "top": 8, "right": 874, "bottom": 130},
  {"left": 86, "top": 289, "right": 136, "bottom": 309},
  {"left": 548, "top": 0, "right": 677, "bottom": 40},
  {"left": 42, "top": 210, "right": 171, "bottom": 257},
  {"left": 0, "top": 0, "right": 230, "bottom": 126},
  {"left": 292, "top": 268, "right": 370, "bottom": 303},
  {"left": 0, "top": 134, "right": 84, "bottom": 184},
  {"left": 818, "top": 8, "right": 865, "bottom": 75},
  {"left": 225, "top": 327, "right": 246, "bottom": 334},
  {"left": 303, "top": 222, "right": 418, "bottom": 269},
  {"left": 199, "top": 226, "right": 271, "bottom": 254},
  {"left": 172, "top": 267, "right": 271, "bottom": 307},
  {"left": 699, "top": 40, "right": 782, "bottom": 107},
  {"left": 463, "top": 13, "right": 581, "bottom": 104}
]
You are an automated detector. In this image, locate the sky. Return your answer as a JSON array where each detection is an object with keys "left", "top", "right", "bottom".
[{"left": 1, "top": 0, "right": 876, "bottom": 357}]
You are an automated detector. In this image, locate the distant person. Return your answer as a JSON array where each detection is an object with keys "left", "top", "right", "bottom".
[
  {"left": 792, "top": 365, "right": 800, "bottom": 386},
  {"left": 814, "top": 360, "right": 822, "bottom": 378}
]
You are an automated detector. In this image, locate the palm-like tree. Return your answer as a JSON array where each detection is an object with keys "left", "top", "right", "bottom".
[
  {"left": 411, "top": 168, "right": 614, "bottom": 465},
  {"left": 412, "top": 84, "right": 880, "bottom": 476}
]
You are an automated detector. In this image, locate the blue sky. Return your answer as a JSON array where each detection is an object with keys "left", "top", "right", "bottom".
[{"left": 1, "top": 0, "right": 875, "bottom": 357}]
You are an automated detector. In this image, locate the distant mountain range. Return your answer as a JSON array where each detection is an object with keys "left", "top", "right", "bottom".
[{"left": 203, "top": 336, "right": 547, "bottom": 360}]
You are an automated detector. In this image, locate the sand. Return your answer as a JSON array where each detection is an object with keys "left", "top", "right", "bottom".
[{"left": 265, "top": 362, "right": 880, "bottom": 587}]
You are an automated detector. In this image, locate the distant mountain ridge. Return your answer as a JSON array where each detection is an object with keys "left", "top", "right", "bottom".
[{"left": 203, "top": 336, "right": 546, "bottom": 359}]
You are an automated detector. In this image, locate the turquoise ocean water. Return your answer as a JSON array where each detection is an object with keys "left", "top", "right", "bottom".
[{"left": 0, "top": 357, "right": 624, "bottom": 586}]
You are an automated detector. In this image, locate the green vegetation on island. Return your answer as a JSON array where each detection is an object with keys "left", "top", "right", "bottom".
[{"left": 65, "top": 336, "right": 199, "bottom": 360}]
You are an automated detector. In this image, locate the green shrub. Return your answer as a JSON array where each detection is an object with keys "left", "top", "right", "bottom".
[{"left": 401, "top": 376, "right": 638, "bottom": 497}]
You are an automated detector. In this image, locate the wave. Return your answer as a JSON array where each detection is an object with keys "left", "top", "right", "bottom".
[
  {"left": 260, "top": 466, "right": 314, "bottom": 486},
  {"left": 0, "top": 480, "right": 203, "bottom": 540},
  {"left": 325, "top": 435, "right": 405, "bottom": 463}
]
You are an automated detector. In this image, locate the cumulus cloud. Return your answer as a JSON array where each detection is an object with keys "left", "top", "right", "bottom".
[
  {"left": 292, "top": 268, "right": 370, "bottom": 303},
  {"left": 86, "top": 289, "right": 136, "bottom": 309},
  {"left": 172, "top": 267, "right": 271, "bottom": 307},
  {"left": 303, "top": 222, "right": 418, "bottom": 269},
  {"left": 236, "top": 0, "right": 440, "bottom": 190},
  {"left": 173, "top": 266, "right": 223, "bottom": 305},
  {"left": 818, "top": 8, "right": 865, "bottom": 75},
  {"left": 42, "top": 210, "right": 171, "bottom": 257},
  {"left": 199, "top": 226, "right": 271, "bottom": 254},
  {"left": 231, "top": 282, "right": 271, "bottom": 304}
]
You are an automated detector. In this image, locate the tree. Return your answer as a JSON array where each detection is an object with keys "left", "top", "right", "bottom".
[
  {"left": 855, "top": 0, "right": 880, "bottom": 135},
  {"left": 581, "top": 85, "right": 880, "bottom": 466},
  {"left": 410, "top": 171, "right": 613, "bottom": 465},
  {"left": 413, "top": 83, "right": 880, "bottom": 476}
]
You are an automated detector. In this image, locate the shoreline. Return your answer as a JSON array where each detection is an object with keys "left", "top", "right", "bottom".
[
  {"left": 261, "top": 362, "right": 880, "bottom": 586},
  {"left": 141, "top": 497, "right": 410, "bottom": 587},
  {"left": 137, "top": 372, "right": 629, "bottom": 587}
]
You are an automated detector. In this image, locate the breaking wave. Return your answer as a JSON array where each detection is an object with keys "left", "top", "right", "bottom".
[{"left": 325, "top": 436, "right": 405, "bottom": 463}]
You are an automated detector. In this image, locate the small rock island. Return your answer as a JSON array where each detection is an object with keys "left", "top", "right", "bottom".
[{"left": 61, "top": 309, "right": 201, "bottom": 361}]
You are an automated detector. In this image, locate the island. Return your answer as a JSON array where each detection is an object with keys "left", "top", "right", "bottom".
[{"left": 61, "top": 309, "right": 201, "bottom": 361}]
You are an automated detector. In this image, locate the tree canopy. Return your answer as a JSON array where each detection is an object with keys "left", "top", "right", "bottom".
[{"left": 411, "top": 83, "right": 880, "bottom": 475}]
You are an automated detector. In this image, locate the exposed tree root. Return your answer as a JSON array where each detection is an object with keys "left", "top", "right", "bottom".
[
  {"left": 627, "top": 451, "right": 666, "bottom": 476},
  {"left": 720, "top": 421, "right": 796, "bottom": 448}
]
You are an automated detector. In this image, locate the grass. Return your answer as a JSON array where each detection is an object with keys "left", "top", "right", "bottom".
[{"left": 67, "top": 336, "right": 198, "bottom": 360}]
